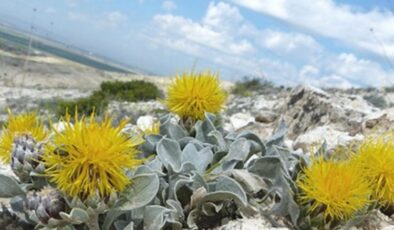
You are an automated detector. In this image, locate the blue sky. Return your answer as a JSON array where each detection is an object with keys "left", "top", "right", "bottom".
[{"left": 0, "top": 0, "right": 393, "bottom": 88}]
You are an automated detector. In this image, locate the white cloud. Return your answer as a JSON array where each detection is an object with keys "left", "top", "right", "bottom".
[
  {"left": 100, "top": 11, "right": 128, "bottom": 29},
  {"left": 203, "top": 1, "right": 243, "bottom": 33},
  {"left": 230, "top": 0, "right": 394, "bottom": 59},
  {"left": 162, "top": 1, "right": 177, "bottom": 11},
  {"left": 153, "top": 13, "right": 253, "bottom": 56},
  {"left": 297, "top": 53, "right": 394, "bottom": 88},
  {"left": 146, "top": 1, "right": 394, "bottom": 88}
]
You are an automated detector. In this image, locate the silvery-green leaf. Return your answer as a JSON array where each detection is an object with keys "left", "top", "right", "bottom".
[
  {"left": 169, "top": 174, "right": 193, "bottom": 201},
  {"left": 143, "top": 205, "right": 169, "bottom": 230},
  {"left": 201, "top": 202, "right": 223, "bottom": 216},
  {"left": 230, "top": 169, "right": 268, "bottom": 194},
  {"left": 225, "top": 138, "right": 250, "bottom": 162},
  {"left": 0, "top": 175, "right": 24, "bottom": 197},
  {"left": 134, "top": 164, "right": 165, "bottom": 177},
  {"left": 265, "top": 119, "right": 286, "bottom": 147},
  {"left": 195, "top": 113, "right": 217, "bottom": 143},
  {"left": 140, "top": 135, "right": 162, "bottom": 154},
  {"left": 160, "top": 115, "right": 186, "bottom": 140},
  {"left": 201, "top": 191, "right": 246, "bottom": 208},
  {"left": 208, "top": 130, "right": 228, "bottom": 152},
  {"left": 146, "top": 157, "right": 164, "bottom": 172},
  {"left": 59, "top": 208, "right": 89, "bottom": 224},
  {"left": 213, "top": 175, "right": 247, "bottom": 206},
  {"left": 248, "top": 156, "right": 283, "bottom": 179},
  {"left": 102, "top": 210, "right": 126, "bottom": 230},
  {"left": 235, "top": 131, "right": 266, "bottom": 155},
  {"left": 268, "top": 178, "right": 300, "bottom": 225},
  {"left": 113, "top": 220, "right": 133, "bottom": 230},
  {"left": 118, "top": 173, "right": 159, "bottom": 211},
  {"left": 166, "top": 199, "right": 184, "bottom": 220},
  {"left": 186, "top": 209, "right": 199, "bottom": 229},
  {"left": 181, "top": 144, "right": 213, "bottom": 172},
  {"left": 156, "top": 138, "right": 182, "bottom": 172}
]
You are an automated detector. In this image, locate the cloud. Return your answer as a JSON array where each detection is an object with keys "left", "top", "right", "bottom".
[
  {"left": 147, "top": 1, "right": 394, "bottom": 88},
  {"left": 153, "top": 13, "right": 253, "bottom": 56},
  {"left": 297, "top": 53, "right": 394, "bottom": 88},
  {"left": 100, "top": 11, "right": 128, "bottom": 29},
  {"left": 230, "top": 0, "right": 394, "bottom": 59},
  {"left": 162, "top": 1, "right": 177, "bottom": 11}
]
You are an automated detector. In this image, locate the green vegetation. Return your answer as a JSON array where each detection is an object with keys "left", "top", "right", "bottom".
[
  {"left": 363, "top": 94, "right": 387, "bottom": 109},
  {"left": 55, "top": 80, "right": 162, "bottom": 116},
  {"left": 384, "top": 86, "right": 394, "bottom": 93},
  {"left": 231, "top": 76, "right": 275, "bottom": 96}
]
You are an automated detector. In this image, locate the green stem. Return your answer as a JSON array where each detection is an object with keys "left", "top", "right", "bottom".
[{"left": 87, "top": 213, "right": 100, "bottom": 230}]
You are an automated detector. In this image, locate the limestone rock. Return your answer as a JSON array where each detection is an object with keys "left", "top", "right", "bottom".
[
  {"left": 293, "top": 125, "right": 364, "bottom": 152},
  {"left": 229, "top": 113, "right": 255, "bottom": 130}
]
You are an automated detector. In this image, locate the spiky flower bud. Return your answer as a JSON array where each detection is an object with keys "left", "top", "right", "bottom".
[
  {"left": 25, "top": 189, "right": 66, "bottom": 224},
  {"left": 10, "top": 135, "right": 45, "bottom": 182}
]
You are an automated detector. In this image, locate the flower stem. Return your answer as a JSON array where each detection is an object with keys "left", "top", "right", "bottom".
[{"left": 87, "top": 213, "right": 100, "bottom": 230}]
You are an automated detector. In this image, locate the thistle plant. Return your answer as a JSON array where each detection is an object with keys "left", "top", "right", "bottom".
[
  {"left": 11, "top": 134, "right": 46, "bottom": 184},
  {"left": 0, "top": 110, "right": 48, "bottom": 164},
  {"left": 43, "top": 112, "right": 143, "bottom": 199},
  {"left": 165, "top": 71, "right": 227, "bottom": 126},
  {"left": 297, "top": 157, "right": 371, "bottom": 222},
  {"left": 352, "top": 133, "right": 394, "bottom": 205}
]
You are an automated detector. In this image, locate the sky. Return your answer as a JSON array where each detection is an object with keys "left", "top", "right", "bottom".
[{"left": 0, "top": 0, "right": 394, "bottom": 88}]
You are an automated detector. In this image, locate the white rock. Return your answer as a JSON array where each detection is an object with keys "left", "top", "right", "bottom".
[
  {"left": 230, "top": 113, "right": 255, "bottom": 130},
  {"left": 294, "top": 125, "right": 364, "bottom": 151},
  {"left": 217, "top": 216, "right": 288, "bottom": 230},
  {"left": 136, "top": 115, "right": 158, "bottom": 132}
]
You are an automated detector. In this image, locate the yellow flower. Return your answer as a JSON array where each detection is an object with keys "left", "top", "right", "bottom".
[
  {"left": 0, "top": 110, "right": 47, "bottom": 163},
  {"left": 43, "top": 113, "right": 143, "bottom": 199},
  {"left": 165, "top": 71, "right": 227, "bottom": 120},
  {"left": 353, "top": 133, "right": 394, "bottom": 205},
  {"left": 297, "top": 157, "right": 371, "bottom": 220}
]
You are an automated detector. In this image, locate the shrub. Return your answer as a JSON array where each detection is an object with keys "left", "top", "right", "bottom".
[
  {"left": 231, "top": 76, "right": 274, "bottom": 96},
  {"left": 363, "top": 94, "right": 387, "bottom": 109},
  {"left": 385, "top": 86, "right": 394, "bottom": 93},
  {"left": 100, "top": 80, "right": 162, "bottom": 102},
  {"left": 55, "top": 80, "right": 162, "bottom": 116}
]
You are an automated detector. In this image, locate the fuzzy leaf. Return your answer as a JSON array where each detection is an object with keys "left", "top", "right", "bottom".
[
  {"left": 225, "top": 138, "right": 250, "bottom": 162},
  {"left": 118, "top": 173, "right": 159, "bottom": 211},
  {"left": 143, "top": 205, "right": 169, "bottom": 230},
  {"left": 0, "top": 175, "right": 24, "bottom": 197},
  {"left": 214, "top": 175, "right": 247, "bottom": 206},
  {"left": 208, "top": 130, "right": 228, "bottom": 152},
  {"left": 230, "top": 169, "right": 268, "bottom": 194},
  {"left": 235, "top": 131, "right": 266, "bottom": 155},
  {"left": 160, "top": 115, "right": 186, "bottom": 140},
  {"left": 181, "top": 144, "right": 213, "bottom": 172},
  {"left": 102, "top": 210, "right": 126, "bottom": 230},
  {"left": 266, "top": 119, "right": 286, "bottom": 147},
  {"left": 195, "top": 113, "right": 217, "bottom": 143},
  {"left": 156, "top": 137, "right": 182, "bottom": 172}
]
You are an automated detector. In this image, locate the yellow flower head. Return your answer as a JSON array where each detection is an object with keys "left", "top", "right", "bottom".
[
  {"left": 0, "top": 110, "right": 47, "bottom": 163},
  {"left": 353, "top": 133, "right": 394, "bottom": 205},
  {"left": 297, "top": 157, "right": 371, "bottom": 220},
  {"left": 43, "top": 113, "right": 143, "bottom": 199},
  {"left": 165, "top": 71, "right": 227, "bottom": 120}
]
